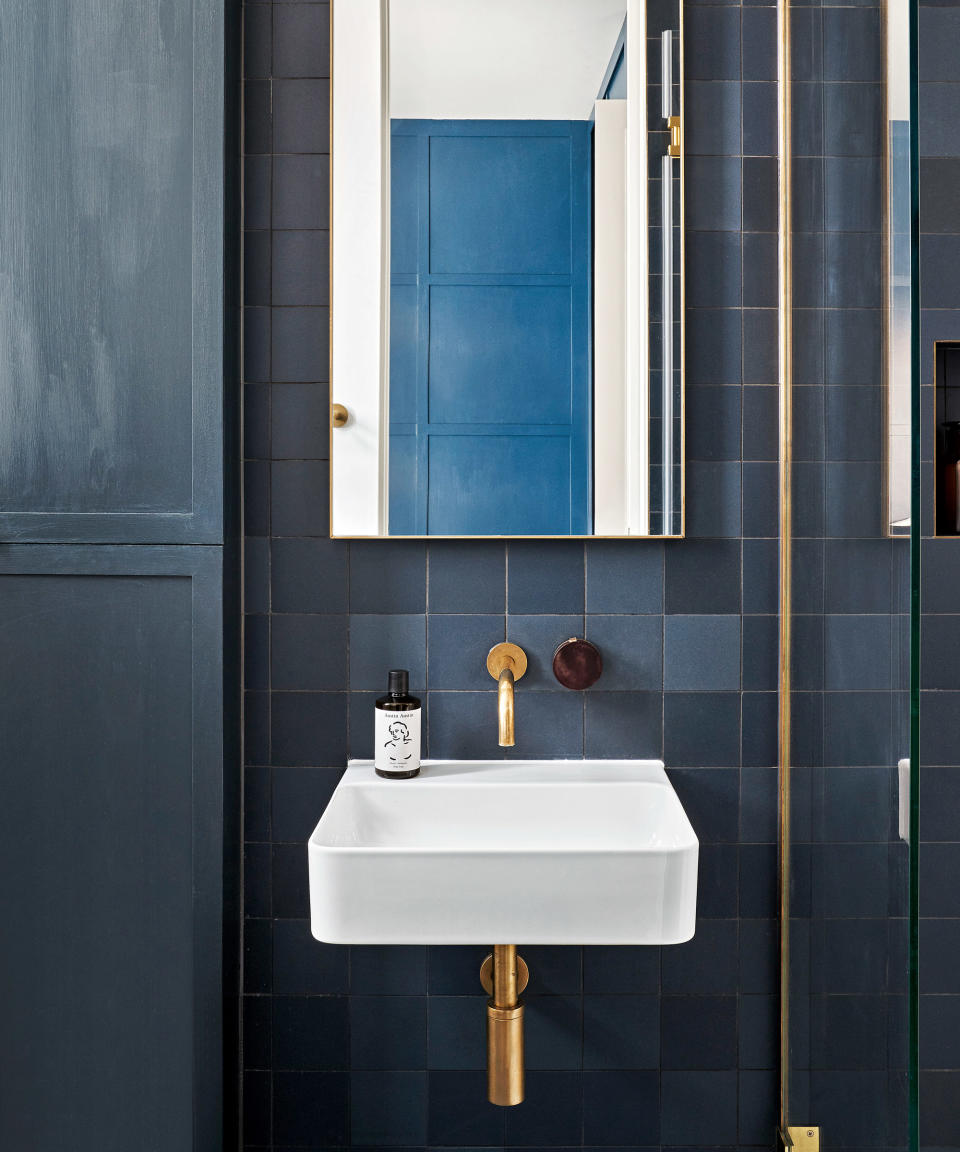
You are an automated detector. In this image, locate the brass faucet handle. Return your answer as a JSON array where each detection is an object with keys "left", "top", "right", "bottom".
[{"left": 486, "top": 642, "right": 528, "bottom": 681}]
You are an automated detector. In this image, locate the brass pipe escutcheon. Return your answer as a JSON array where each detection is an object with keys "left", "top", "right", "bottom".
[{"left": 484, "top": 945, "right": 526, "bottom": 1106}]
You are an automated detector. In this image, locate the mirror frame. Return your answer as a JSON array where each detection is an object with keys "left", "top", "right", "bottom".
[{"left": 328, "top": 0, "right": 685, "bottom": 539}]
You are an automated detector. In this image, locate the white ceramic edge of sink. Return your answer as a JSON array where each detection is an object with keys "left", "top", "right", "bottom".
[{"left": 310, "top": 759, "right": 700, "bottom": 855}]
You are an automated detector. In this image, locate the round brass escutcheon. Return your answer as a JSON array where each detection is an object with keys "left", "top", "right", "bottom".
[
  {"left": 331, "top": 403, "right": 349, "bottom": 428},
  {"left": 480, "top": 953, "right": 529, "bottom": 997},
  {"left": 486, "top": 642, "right": 528, "bottom": 682}
]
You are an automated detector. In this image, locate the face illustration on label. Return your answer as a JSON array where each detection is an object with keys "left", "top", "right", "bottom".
[
  {"left": 385, "top": 720, "right": 412, "bottom": 763},
  {"left": 386, "top": 720, "right": 410, "bottom": 746}
]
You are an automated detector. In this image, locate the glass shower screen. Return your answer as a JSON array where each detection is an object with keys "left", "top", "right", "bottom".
[{"left": 781, "top": 0, "right": 917, "bottom": 1145}]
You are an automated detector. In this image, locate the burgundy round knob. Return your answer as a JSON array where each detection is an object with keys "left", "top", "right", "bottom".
[{"left": 552, "top": 638, "right": 603, "bottom": 690}]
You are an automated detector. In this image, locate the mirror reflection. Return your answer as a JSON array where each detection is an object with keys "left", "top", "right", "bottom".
[{"left": 330, "top": 0, "right": 684, "bottom": 537}]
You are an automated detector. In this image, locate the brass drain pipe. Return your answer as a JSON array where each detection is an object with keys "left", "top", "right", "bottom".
[{"left": 482, "top": 946, "right": 528, "bottom": 1105}]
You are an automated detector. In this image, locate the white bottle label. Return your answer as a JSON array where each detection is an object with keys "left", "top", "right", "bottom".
[{"left": 375, "top": 707, "right": 421, "bottom": 775}]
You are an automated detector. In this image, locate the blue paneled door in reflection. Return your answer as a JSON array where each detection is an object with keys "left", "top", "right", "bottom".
[{"left": 389, "top": 120, "right": 592, "bottom": 535}]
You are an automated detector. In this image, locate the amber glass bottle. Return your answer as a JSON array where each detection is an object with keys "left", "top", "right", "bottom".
[{"left": 374, "top": 669, "right": 421, "bottom": 778}]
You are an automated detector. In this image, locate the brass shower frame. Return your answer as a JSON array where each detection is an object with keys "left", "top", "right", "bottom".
[{"left": 776, "top": 0, "right": 799, "bottom": 1141}]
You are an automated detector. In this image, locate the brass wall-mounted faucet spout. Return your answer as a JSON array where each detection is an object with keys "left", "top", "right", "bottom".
[{"left": 486, "top": 643, "right": 528, "bottom": 747}]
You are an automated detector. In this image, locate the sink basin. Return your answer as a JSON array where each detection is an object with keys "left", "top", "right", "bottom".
[{"left": 308, "top": 760, "right": 698, "bottom": 945}]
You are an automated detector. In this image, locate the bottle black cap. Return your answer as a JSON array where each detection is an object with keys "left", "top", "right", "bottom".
[{"left": 387, "top": 669, "right": 409, "bottom": 695}]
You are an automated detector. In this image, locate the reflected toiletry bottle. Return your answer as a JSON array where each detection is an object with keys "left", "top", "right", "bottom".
[
  {"left": 941, "top": 421, "right": 960, "bottom": 535},
  {"left": 375, "top": 669, "right": 421, "bottom": 779}
]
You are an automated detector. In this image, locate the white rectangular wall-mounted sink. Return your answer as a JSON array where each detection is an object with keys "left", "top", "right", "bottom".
[{"left": 308, "top": 760, "right": 698, "bottom": 945}]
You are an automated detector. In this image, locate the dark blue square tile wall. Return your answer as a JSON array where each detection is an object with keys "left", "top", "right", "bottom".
[
  {"left": 239, "top": 0, "right": 925, "bottom": 1148},
  {"left": 784, "top": 0, "right": 919, "bottom": 1140},
  {"left": 919, "top": 0, "right": 960, "bottom": 1118}
]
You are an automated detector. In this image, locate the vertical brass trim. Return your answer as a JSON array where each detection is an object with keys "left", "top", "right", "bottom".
[
  {"left": 880, "top": 0, "right": 892, "bottom": 537},
  {"left": 678, "top": 0, "right": 687, "bottom": 538},
  {"left": 776, "top": 0, "right": 794, "bottom": 1131}
]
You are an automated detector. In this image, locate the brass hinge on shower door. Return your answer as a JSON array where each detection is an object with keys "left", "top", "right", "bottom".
[
  {"left": 667, "top": 115, "right": 682, "bottom": 157},
  {"left": 780, "top": 1126, "right": 820, "bottom": 1152}
]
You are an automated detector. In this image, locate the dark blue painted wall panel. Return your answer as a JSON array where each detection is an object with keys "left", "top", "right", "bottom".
[
  {"left": 428, "top": 434, "right": 573, "bottom": 536},
  {"left": 389, "top": 283, "right": 419, "bottom": 414},
  {"left": 429, "top": 285, "right": 574, "bottom": 425},
  {"left": 428, "top": 131, "right": 575, "bottom": 275},
  {"left": 0, "top": 4, "right": 237, "bottom": 1150},
  {"left": 0, "top": 0, "right": 227, "bottom": 544},
  {"left": 0, "top": 546, "right": 224, "bottom": 1152},
  {"left": 388, "top": 432, "right": 418, "bottom": 536},
  {"left": 389, "top": 120, "right": 591, "bottom": 535},
  {"left": 390, "top": 133, "right": 420, "bottom": 275}
]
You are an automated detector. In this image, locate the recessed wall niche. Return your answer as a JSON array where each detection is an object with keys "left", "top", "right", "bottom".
[{"left": 935, "top": 341, "right": 960, "bottom": 535}]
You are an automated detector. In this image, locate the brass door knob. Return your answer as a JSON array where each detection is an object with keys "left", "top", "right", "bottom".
[{"left": 331, "top": 403, "right": 349, "bottom": 428}]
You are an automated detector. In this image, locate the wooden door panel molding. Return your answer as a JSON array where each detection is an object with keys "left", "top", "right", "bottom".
[
  {"left": 0, "top": 545, "right": 223, "bottom": 1152},
  {"left": 388, "top": 120, "right": 592, "bottom": 535},
  {"left": 0, "top": 1, "right": 225, "bottom": 544}
]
